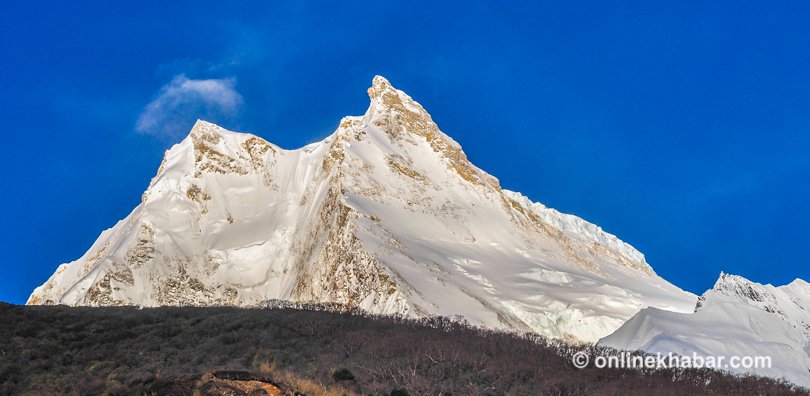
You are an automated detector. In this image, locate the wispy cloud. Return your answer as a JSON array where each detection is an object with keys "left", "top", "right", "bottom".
[{"left": 135, "top": 75, "right": 243, "bottom": 140}]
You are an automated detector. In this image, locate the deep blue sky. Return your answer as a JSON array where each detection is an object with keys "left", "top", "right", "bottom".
[{"left": 2, "top": 1, "right": 809, "bottom": 304}]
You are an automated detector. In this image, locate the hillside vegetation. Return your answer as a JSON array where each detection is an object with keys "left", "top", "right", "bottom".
[{"left": 0, "top": 303, "right": 805, "bottom": 395}]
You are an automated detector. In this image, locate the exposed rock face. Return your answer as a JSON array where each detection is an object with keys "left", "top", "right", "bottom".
[{"left": 28, "top": 76, "right": 695, "bottom": 343}]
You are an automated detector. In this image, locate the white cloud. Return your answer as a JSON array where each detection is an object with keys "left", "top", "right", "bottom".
[{"left": 135, "top": 75, "right": 243, "bottom": 140}]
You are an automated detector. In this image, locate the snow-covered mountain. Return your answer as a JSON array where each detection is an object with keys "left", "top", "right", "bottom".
[
  {"left": 28, "top": 76, "right": 696, "bottom": 343},
  {"left": 600, "top": 272, "right": 810, "bottom": 387}
]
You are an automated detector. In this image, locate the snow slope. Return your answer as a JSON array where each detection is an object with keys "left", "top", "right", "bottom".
[
  {"left": 29, "top": 76, "right": 695, "bottom": 343},
  {"left": 600, "top": 273, "right": 810, "bottom": 387}
]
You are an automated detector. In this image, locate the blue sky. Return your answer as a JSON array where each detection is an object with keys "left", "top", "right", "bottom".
[{"left": 2, "top": 1, "right": 809, "bottom": 304}]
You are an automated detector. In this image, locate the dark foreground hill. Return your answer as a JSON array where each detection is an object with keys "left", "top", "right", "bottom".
[{"left": 0, "top": 303, "right": 805, "bottom": 395}]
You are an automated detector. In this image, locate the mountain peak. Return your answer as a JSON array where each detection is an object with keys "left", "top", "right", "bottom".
[
  {"left": 365, "top": 75, "right": 428, "bottom": 119},
  {"left": 605, "top": 271, "right": 810, "bottom": 387},
  {"left": 788, "top": 277, "right": 809, "bottom": 286},
  {"left": 712, "top": 272, "right": 754, "bottom": 292},
  {"left": 361, "top": 76, "right": 499, "bottom": 188},
  {"left": 708, "top": 272, "right": 776, "bottom": 306},
  {"left": 191, "top": 118, "right": 213, "bottom": 130},
  {"left": 713, "top": 271, "right": 745, "bottom": 287},
  {"left": 368, "top": 75, "right": 395, "bottom": 99},
  {"left": 188, "top": 119, "right": 242, "bottom": 140},
  {"left": 29, "top": 77, "right": 696, "bottom": 344}
]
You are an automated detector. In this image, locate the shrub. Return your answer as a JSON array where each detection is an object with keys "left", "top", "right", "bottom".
[{"left": 332, "top": 367, "right": 355, "bottom": 381}]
